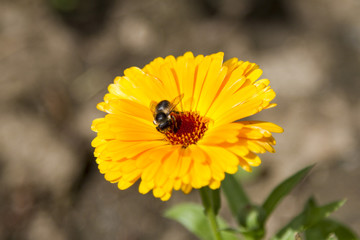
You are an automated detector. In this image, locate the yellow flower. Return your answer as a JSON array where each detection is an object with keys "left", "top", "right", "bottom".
[{"left": 91, "top": 52, "right": 283, "bottom": 201}]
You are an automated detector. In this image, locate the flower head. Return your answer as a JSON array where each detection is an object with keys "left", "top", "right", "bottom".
[{"left": 91, "top": 52, "right": 283, "bottom": 201}]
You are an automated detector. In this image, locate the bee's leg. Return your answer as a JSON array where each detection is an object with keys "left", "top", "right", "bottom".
[{"left": 171, "top": 115, "right": 180, "bottom": 133}]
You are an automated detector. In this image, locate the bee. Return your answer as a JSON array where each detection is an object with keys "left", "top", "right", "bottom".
[{"left": 150, "top": 95, "right": 183, "bottom": 133}]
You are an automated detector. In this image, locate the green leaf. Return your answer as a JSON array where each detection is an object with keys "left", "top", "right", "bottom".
[
  {"left": 221, "top": 229, "right": 242, "bottom": 240},
  {"left": 164, "top": 203, "right": 238, "bottom": 240},
  {"left": 165, "top": 203, "right": 212, "bottom": 240},
  {"left": 304, "top": 198, "right": 346, "bottom": 227},
  {"left": 262, "top": 164, "right": 315, "bottom": 220},
  {"left": 272, "top": 197, "right": 347, "bottom": 240},
  {"left": 305, "top": 218, "right": 359, "bottom": 240},
  {"left": 272, "top": 228, "right": 298, "bottom": 240},
  {"left": 222, "top": 173, "right": 251, "bottom": 222},
  {"left": 245, "top": 205, "right": 266, "bottom": 230},
  {"left": 326, "top": 233, "right": 339, "bottom": 240}
]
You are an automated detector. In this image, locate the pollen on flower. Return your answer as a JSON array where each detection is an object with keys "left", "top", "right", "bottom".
[{"left": 165, "top": 112, "right": 209, "bottom": 147}]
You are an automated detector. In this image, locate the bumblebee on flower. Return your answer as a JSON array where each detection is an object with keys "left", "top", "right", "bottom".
[
  {"left": 91, "top": 52, "right": 283, "bottom": 201},
  {"left": 150, "top": 94, "right": 184, "bottom": 134}
]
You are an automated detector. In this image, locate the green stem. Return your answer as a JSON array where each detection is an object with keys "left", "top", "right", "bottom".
[{"left": 199, "top": 188, "right": 223, "bottom": 240}]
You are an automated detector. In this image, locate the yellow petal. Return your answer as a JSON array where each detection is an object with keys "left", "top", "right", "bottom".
[
  {"left": 238, "top": 158, "right": 253, "bottom": 172},
  {"left": 91, "top": 118, "right": 106, "bottom": 132},
  {"left": 91, "top": 136, "right": 106, "bottom": 147},
  {"left": 192, "top": 55, "right": 212, "bottom": 111},
  {"left": 162, "top": 147, "right": 180, "bottom": 175},
  {"left": 118, "top": 178, "right": 136, "bottom": 190},
  {"left": 200, "top": 123, "right": 243, "bottom": 145},
  {"left": 105, "top": 99, "right": 153, "bottom": 122},
  {"left": 160, "top": 192, "right": 172, "bottom": 201},
  {"left": 153, "top": 187, "right": 165, "bottom": 198},
  {"left": 124, "top": 67, "right": 168, "bottom": 103},
  {"left": 104, "top": 171, "right": 122, "bottom": 183},
  {"left": 242, "top": 152, "right": 262, "bottom": 166},
  {"left": 181, "top": 184, "right": 192, "bottom": 194},
  {"left": 154, "top": 169, "right": 169, "bottom": 187},
  {"left": 242, "top": 121, "right": 284, "bottom": 133},
  {"left": 193, "top": 159, "right": 211, "bottom": 182},
  {"left": 136, "top": 145, "right": 175, "bottom": 169},
  {"left": 179, "top": 52, "right": 196, "bottom": 111},
  {"left": 247, "top": 68, "right": 263, "bottom": 83},
  {"left": 139, "top": 180, "right": 153, "bottom": 194},
  {"left": 209, "top": 179, "right": 221, "bottom": 189},
  {"left": 142, "top": 160, "right": 161, "bottom": 181}
]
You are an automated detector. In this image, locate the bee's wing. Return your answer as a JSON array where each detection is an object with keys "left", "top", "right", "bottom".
[
  {"left": 149, "top": 101, "right": 158, "bottom": 117},
  {"left": 169, "top": 94, "right": 184, "bottom": 112}
]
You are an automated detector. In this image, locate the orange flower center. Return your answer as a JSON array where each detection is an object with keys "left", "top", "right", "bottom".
[{"left": 165, "top": 112, "right": 209, "bottom": 147}]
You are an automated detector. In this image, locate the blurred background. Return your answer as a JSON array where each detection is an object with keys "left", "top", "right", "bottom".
[{"left": 1, "top": 0, "right": 359, "bottom": 239}]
